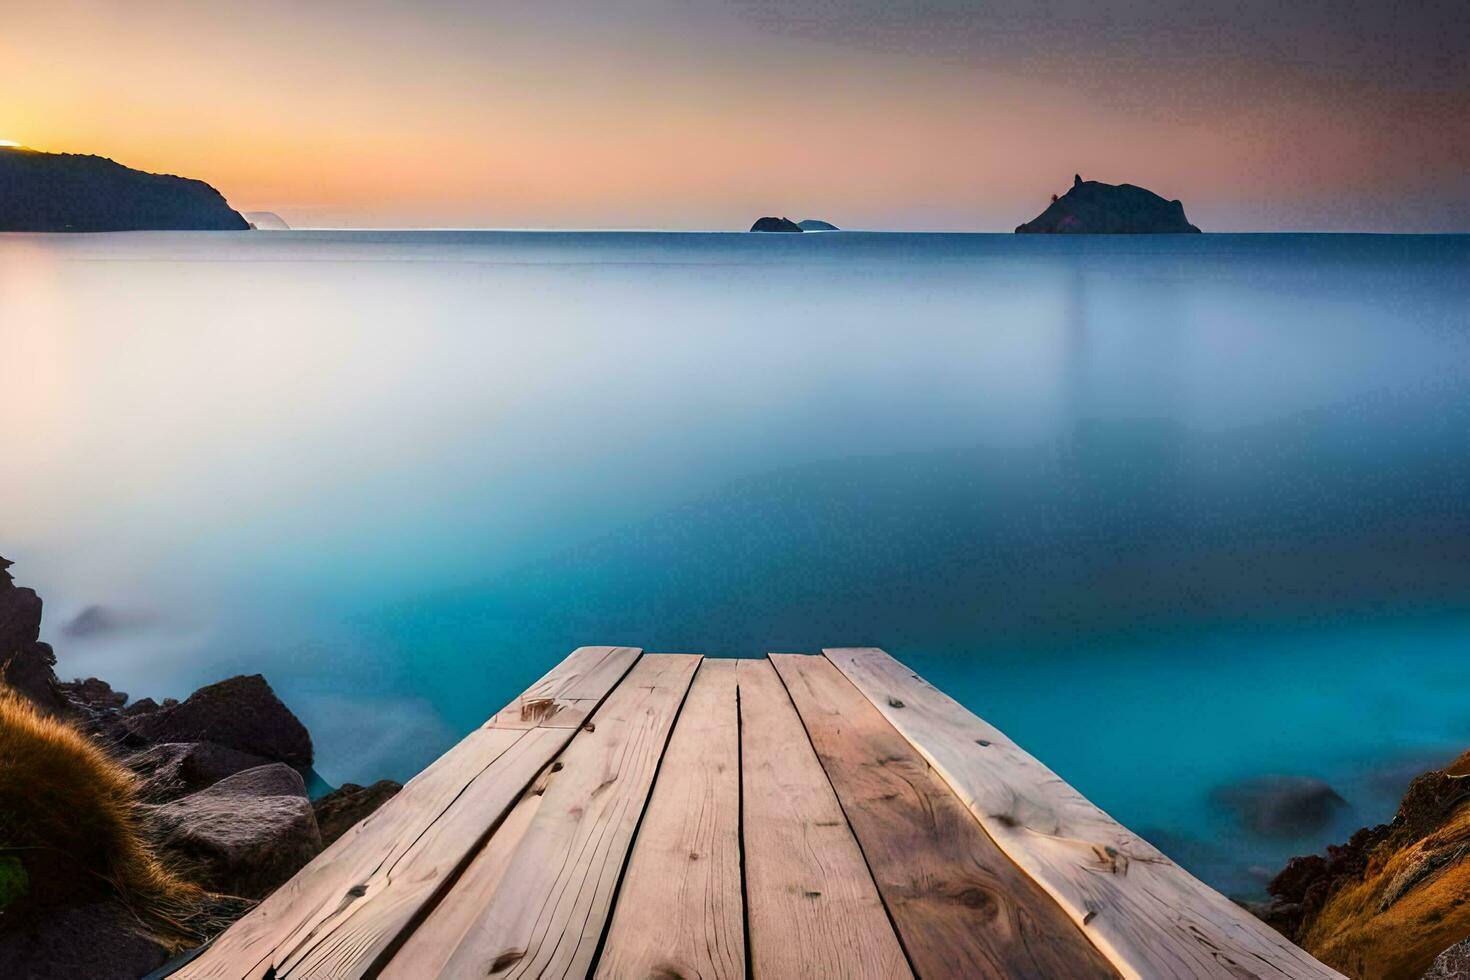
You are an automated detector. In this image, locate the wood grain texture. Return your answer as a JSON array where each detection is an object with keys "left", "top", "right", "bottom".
[
  {"left": 380, "top": 768, "right": 548, "bottom": 978},
  {"left": 432, "top": 653, "right": 702, "bottom": 979},
  {"left": 595, "top": 659, "right": 744, "bottom": 980},
  {"left": 176, "top": 646, "right": 641, "bottom": 980},
  {"left": 825, "top": 648, "right": 1345, "bottom": 980},
  {"left": 772, "top": 653, "right": 1119, "bottom": 980},
  {"left": 738, "top": 658, "right": 912, "bottom": 980},
  {"left": 486, "top": 646, "right": 641, "bottom": 729}
]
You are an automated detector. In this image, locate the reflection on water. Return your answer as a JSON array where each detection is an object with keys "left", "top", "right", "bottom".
[{"left": 2, "top": 230, "right": 1468, "bottom": 894}]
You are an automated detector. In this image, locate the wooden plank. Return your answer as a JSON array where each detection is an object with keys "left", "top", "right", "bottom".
[
  {"left": 427, "top": 653, "right": 702, "bottom": 979},
  {"left": 380, "top": 767, "right": 548, "bottom": 978},
  {"left": 825, "top": 648, "right": 1346, "bottom": 980},
  {"left": 176, "top": 646, "right": 641, "bottom": 980},
  {"left": 738, "top": 658, "right": 912, "bottom": 980},
  {"left": 486, "top": 645, "right": 642, "bottom": 729},
  {"left": 595, "top": 659, "right": 744, "bottom": 980},
  {"left": 488, "top": 697, "right": 600, "bottom": 729},
  {"left": 772, "top": 653, "right": 1119, "bottom": 980}
]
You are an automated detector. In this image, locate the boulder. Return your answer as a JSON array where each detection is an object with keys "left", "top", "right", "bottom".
[
  {"left": 127, "top": 740, "right": 275, "bottom": 803},
  {"left": 146, "top": 764, "right": 322, "bottom": 898},
  {"left": 123, "top": 673, "right": 313, "bottom": 768},
  {"left": 750, "top": 216, "right": 803, "bottom": 232},
  {"left": 1423, "top": 936, "right": 1470, "bottom": 979},
  {"left": 1015, "top": 174, "right": 1201, "bottom": 233},
  {"left": 313, "top": 779, "right": 403, "bottom": 846},
  {"left": 58, "top": 676, "right": 128, "bottom": 712},
  {"left": 1214, "top": 775, "right": 1347, "bottom": 838},
  {"left": 797, "top": 218, "right": 838, "bottom": 231},
  {"left": 0, "top": 901, "right": 169, "bottom": 980}
]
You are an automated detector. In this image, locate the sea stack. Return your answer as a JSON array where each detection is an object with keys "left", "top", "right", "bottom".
[
  {"left": 750, "top": 216, "right": 803, "bottom": 232},
  {"left": 0, "top": 147, "right": 249, "bottom": 232},
  {"left": 1015, "top": 174, "right": 1201, "bottom": 233}
]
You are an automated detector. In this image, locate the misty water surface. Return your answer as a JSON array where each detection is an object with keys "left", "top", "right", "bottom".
[{"left": 2, "top": 230, "right": 1468, "bottom": 894}]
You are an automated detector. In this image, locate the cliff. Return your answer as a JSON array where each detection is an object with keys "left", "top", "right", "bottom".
[
  {"left": 0, "top": 147, "right": 249, "bottom": 232},
  {"left": 1253, "top": 749, "right": 1470, "bottom": 979},
  {"left": 1016, "top": 174, "right": 1201, "bottom": 234}
]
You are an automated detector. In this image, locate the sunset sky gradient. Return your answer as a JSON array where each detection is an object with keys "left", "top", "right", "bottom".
[{"left": 3, "top": 0, "right": 1467, "bottom": 230}]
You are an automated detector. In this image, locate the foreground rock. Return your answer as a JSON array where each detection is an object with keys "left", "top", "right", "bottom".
[
  {"left": 313, "top": 779, "right": 404, "bottom": 846},
  {"left": 128, "top": 740, "right": 275, "bottom": 803},
  {"left": 1252, "top": 749, "right": 1470, "bottom": 979},
  {"left": 750, "top": 216, "right": 803, "bottom": 232},
  {"left": 0, "top": 558, "right": 70, "bottom": 716},
  {"left": 1214, "top": 774, "right": 1347, "bottom": 838},
  {"left": 1015, "top": 174, "right": 1201, "bottom": 234},
  {"left": 0, "top": 146, "right": 249, "bottom": 232},
  {"left": 0, "top": 901, "right": 169, "bottom": 980},
  {"left": 145, "top": 764, "right": 323, "bottom": 899},
  {"left": 0, "top": 555, "right": 402, "bottom": 975},
  {"left": 124, "top": 673, "right": 313, "bottom": 768}
]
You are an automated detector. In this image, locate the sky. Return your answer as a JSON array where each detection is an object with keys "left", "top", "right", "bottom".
[{"left": 2, "top": 0, "right": 1467, "bottom": 231}]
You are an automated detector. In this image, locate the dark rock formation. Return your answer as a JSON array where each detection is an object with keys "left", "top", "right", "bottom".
[
  {"left": 1424, "top": 936, "right": 1470, "bottom": 979},
  {"left": 0, "top": 557, "right": 70, "bottom": 716},
  {"left": 145, "top": 764, "right": 323, "bottom": 899},
  {"left": 128, "top": 740, "right": 276, "bottom": 803},
  {"left": 797, "top": 218, "right": 838, "bottom": 231},
  {"left": 0, "top": 901, "right": 169, "bottom": 980},
  {"left": 750, "top": 216, "right": 803, "bottom": 232},
  {"left": 1213, "top": 775, "right": 1348, "bottom": 838},
  {"left": 1250, "top": 749, "right": 1470, "bottom": 979},
  {"left": 1015, "top": 174, "right": 1201, "bottom": 234},
  {"left": 313, "top": 779, "right": 404, "bottom": 846},
  {"left": 123, "top": 673, "right": 313, "bottom": 768},
  {"left": 0, "top": 147, "right": 249, "bottom": 232}
]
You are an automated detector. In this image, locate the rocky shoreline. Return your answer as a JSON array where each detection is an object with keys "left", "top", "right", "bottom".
[
  {"left": 0, "top": 557, "right": 400, "bottom": 978},
  {"left": 1250, "top": 750, "right": 1470, "bottom": 979}
]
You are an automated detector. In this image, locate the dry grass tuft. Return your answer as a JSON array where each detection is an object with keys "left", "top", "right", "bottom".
[{"left": 0, "top": 686, "right": 241, "bottom": 948}]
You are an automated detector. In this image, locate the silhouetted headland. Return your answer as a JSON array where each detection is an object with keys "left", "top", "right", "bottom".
[
  {"left": 1016, "top": 174, "right": 1201, "bottom": 233},
  {"left": 0, "top": 147, "right": 248, "bottom": 232}
]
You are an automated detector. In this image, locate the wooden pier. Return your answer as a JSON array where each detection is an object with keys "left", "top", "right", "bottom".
[{"left": 173, "top": 647, "right": 1342, "bottom": 979}]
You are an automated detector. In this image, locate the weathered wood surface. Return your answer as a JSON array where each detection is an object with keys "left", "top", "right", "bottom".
[
  {"left": 825, "top": 647, "right": 1346, "bottom": 980},
  {"left": 487, "top": 645, "right": 642, "bottom": 729},
  {"left": 596, "top": 659, "right": 744, "bottom": 980},
  {"left": 737, "top": 658, "right": 912, "bottom": 980},
  {"left": 430, "top": 653, "right": 701, "bottom": 979},
  {"left": 380, "top": 767, "right": 547, "bottom": 978},
  {"left": 176, "top": 646, "right": 639, "bottom": 980},
  {"left": 771, "top": 653, "right": 1119, "bottom": 980}
]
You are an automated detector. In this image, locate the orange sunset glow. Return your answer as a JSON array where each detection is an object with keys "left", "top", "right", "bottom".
[{"left": 3, "top": 3, "right": 1469, "bottom": 224}]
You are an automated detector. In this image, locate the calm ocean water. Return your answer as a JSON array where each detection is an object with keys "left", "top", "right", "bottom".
[{"left": 3, "top": 230, "right": 1468, "bottom": 895}]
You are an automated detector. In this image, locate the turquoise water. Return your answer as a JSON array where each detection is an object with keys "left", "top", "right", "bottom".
[{"left": 3, "top": 230, "right": 1468, "bottom": 895}]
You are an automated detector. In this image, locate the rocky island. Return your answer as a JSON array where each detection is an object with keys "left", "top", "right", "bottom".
[
  {"left": 1016, "top": 174, "right": 1201, "bottom": 234},
  {"left": 0, "top": 557, "right": 399, "bottom": 978},
  {"left": 0, "top": 146, "right": 249, "bottom": 232}
]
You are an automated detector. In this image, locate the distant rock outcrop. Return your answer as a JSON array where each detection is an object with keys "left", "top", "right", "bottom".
[
  {"left": 797, "top": 219, "right": 839, "bottom": 231},
  {"left": 244, "top": 211, "right": 291, "bottom": 230},
  {"left": 0, "top": 147, "right": 249, "bottom": 232},
  {"left": 750, "top": 216, "right": 803, "bottom": 232},
  {"left": 1015, "top": 174, "right": 1201, "bottom": 234},
  {"left": 1213, "top": 775, "right": 1348, "bottom": 838}
]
